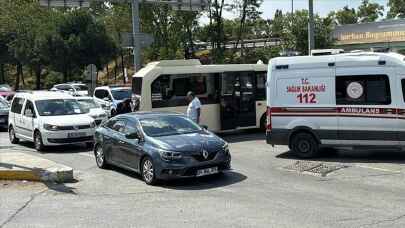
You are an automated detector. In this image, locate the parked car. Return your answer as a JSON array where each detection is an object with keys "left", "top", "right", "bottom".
[
  {"left": 50, "top": 83, "right": 89, "bottom": 96},
  {"left": 93, "top": 112, "right": 231, "bottom": 185},
  {"left": 75, "top": 96, "right": 108, "bottom": 125},
  {"left": 0, "top": 96, "right": 9, "bottom": 129},
  {"left": 0, "top": 84, "right": 15, "bottom": 102},
  {"left": 8, "top": 91, "right": 96, "bottom": 151},
  {"left": 93, "top": 86, "right": 132, "bottom": 117}
]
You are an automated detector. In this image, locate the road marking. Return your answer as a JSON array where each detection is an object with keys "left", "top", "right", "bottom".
[{"left": 356, "top": 165, "right": 401, "bottom": 173}]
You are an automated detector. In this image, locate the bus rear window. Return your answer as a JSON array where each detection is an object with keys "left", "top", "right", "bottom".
[{"left": 133, "top": 77, "right": 143, "bottom": 95}]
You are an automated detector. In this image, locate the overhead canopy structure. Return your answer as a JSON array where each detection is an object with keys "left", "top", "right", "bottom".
[{"left": 333, "top": 19, "right": 405, "bottom": 52}]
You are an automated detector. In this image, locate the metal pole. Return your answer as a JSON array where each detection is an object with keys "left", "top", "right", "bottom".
[
  {"left": 291, "top": 0, "right": 293, "bottom": 14},
  {"left": 308, "top": 0, "right": 315, "bottom": 55},
  {"left": 131, "top": 0, "right": 141, "bottom": 73}
]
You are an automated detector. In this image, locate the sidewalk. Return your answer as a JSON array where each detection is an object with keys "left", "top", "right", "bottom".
[{"left": 0, "top": 152, "right": 73, "bottom": 183}]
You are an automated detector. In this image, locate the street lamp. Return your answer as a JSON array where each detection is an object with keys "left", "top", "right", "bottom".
[{"left": 308, "top": 0, "right": 315, "bottom": 55}]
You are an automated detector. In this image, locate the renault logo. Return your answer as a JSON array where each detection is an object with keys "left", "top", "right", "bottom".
[{"left": 202, "top": 149, "right": 209, "bottom": 159}]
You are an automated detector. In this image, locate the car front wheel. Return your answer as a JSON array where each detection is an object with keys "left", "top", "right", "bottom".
[
  {"left": 34, "top": 131, "right": 45, "bottom": 152},
  {"left": 9, "top": 126, "right": 19, "bottom": 144},
  {"left": 141, "top": 157, "right": 157, "bottom": 185},
  {"left": 94, "top": 144, "right": 107, "bottom": 169}
]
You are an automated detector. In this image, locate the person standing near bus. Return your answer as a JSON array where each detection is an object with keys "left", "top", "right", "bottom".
[{"left": 186, "top": 91, "right": 201, "bottom": 124}]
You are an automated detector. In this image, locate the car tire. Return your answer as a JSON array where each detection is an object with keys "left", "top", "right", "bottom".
[
  {"left": 290, "top": 132, "right": 319, "bottom": 158},
  {"left": 94, "top": 144, "right": 108, "bottom": 169},
  {"left": 34, "top": 131, "right": 45, "bottom": 152},
  {"left": 9, "top": 126, "right": 19, "bottom": 144},
  {"left": 141, "top": 157, "right": 157, "bottom": 185}
]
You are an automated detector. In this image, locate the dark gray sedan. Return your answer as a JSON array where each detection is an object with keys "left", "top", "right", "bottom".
[{"left": 93, "top": 112, "right": 231, "bottom": 185}]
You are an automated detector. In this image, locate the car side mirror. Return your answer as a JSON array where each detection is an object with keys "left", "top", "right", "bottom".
[
  {"left": 126, "top": 132, "right": 141, "bottom": 140},
  {"left": 200, "top": 125, "right": 208, "bottom": 130},
  {"left": 103, "top": 97, "right": 110, "bottom": 102}
]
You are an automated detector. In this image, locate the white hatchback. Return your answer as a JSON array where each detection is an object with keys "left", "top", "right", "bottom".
[
  {"left": 75, "top": 96, "right": 108, "bottom": 125},
  {"left": 8, "top": 91, "right": 96, "bottom": 151}
]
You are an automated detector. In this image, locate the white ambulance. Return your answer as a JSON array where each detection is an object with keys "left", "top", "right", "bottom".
[{"left": 266, "top": 52, "right": 405, "bottom": 158}]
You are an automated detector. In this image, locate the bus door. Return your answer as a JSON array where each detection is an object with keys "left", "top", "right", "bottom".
[
  {"left": 220, "top": 72, "right": 256, "bottom": 130},
  {"left": 237, "top": 72, "right": 256, "bottom": 127}
]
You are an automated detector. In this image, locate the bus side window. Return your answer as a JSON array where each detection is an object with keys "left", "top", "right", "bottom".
[{"left": 151, "top": 74, "right": 218, "bottom": 108}]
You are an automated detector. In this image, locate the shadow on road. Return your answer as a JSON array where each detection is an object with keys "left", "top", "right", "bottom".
[
  {"left": 110, "top": 165, "right": 247, "bottom": 190},
  {"left": 0, "top": 162, "right": 78, "bottom": 194},
  {"left": 219, "top": 129, "right": 265, "bottom": 143},
  {"left": 18, "top": 141, "right": 91, "bottom": 154},
  {"left": 161, "top": 171, "right": 247, "bottom": 190},
  {"left": 276, "top": 148, "right": 405, "bottom": 165}
]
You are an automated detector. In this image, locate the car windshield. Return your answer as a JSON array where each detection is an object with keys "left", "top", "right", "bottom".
[
  {"left": 35, "top": 99, "right": 87, "bottom": 116},
  {"left": 73, "top": 85, "right": 88, "bottom": 91},
  {"left": 77, "top": 99, "right": 100, "bottom": 109},
  {"left": 111, "top": 89, "right": 131, "bottom": 100},
  {"left": 140, "top": 116, "right": 202, "bottom": 137}
]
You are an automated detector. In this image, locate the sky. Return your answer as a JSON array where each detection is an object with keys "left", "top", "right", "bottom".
[{"left": 221, "top": 0, "right": 390, "bottom": 20}]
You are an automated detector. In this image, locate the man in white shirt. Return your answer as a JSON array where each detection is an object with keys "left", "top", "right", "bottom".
[{"left": 186, "top": 91, "right": 201, "bottom": 124}]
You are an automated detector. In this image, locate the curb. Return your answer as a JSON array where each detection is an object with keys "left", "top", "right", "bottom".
[
  {"left": 0, "top": 167, "right": 74, "bottom": 183},
  {"left": 0, "top": 152, "right": 74, "bottom": 183}
]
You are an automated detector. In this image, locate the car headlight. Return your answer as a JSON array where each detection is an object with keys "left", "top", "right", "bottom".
[
  {"left": 44, "top": 123, "right": 59, "bottom": 131},
  {"left": 159, "top": 149, "right": 182, "bottom": 161}
]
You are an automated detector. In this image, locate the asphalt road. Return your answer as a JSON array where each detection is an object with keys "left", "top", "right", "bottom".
[{"left": 2, "top": 129, "right": 405, "bottom": 228}]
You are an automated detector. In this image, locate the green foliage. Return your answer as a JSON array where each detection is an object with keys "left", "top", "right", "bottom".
[
  {"left": 329, "top": 6, "right": 358, "bottom": 25},
  {"left": 47, "top": 10, "right": 116, "bottom": 78},
  {"left": 357, "top": 0, "right": 384, "bottom": 23},
  {"left": 388, "top": 0, "right": 405, "bottom": 19}
]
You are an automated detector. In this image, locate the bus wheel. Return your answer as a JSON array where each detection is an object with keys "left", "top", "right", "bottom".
[{"left": 290, "top": 132, "right": 319, "bottom": 158}]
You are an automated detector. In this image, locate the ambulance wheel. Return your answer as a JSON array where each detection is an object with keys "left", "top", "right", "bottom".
[{"left": 290, "top": 132, "right": 319, "bottom": 158}]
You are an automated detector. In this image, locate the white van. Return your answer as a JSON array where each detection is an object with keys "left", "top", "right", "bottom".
[
  {"left": 266, "top": 52, "right": 405, "bottom": 158},
  {"left": 8, "top": 91, "right": 96, "bottom": 151}
]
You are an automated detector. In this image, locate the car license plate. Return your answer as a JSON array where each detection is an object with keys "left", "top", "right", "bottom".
[
  {"left": 68, "top": 132, "right": 86, "bottom": 138},
  {"left": 196, "top": 167, "right": 218, "bottom": 177}
]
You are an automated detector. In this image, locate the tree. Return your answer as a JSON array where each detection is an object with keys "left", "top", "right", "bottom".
[
  {"left": 44, "top": 10, "right": 117, "bottom": 82},
  {"left": 104, "top": 2, "right": 132, "bottom": 81},
  {"left": 357, "top": 0, "right": 384, "bottom": 23},
  {"left": 388, "top": 0, "right": 405, "bottom": 19},
  {"left": 281, "top": 10, "right": 334, "bottom": 55},
  {"left": 329, "top": 6, "right": 358, "bottom": 25},
  {"left": 231, "top": 0, "right": 262, "bottom": 63},
  {"left": 0, "top": 0, "right": 52, "bottom": 90}
]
